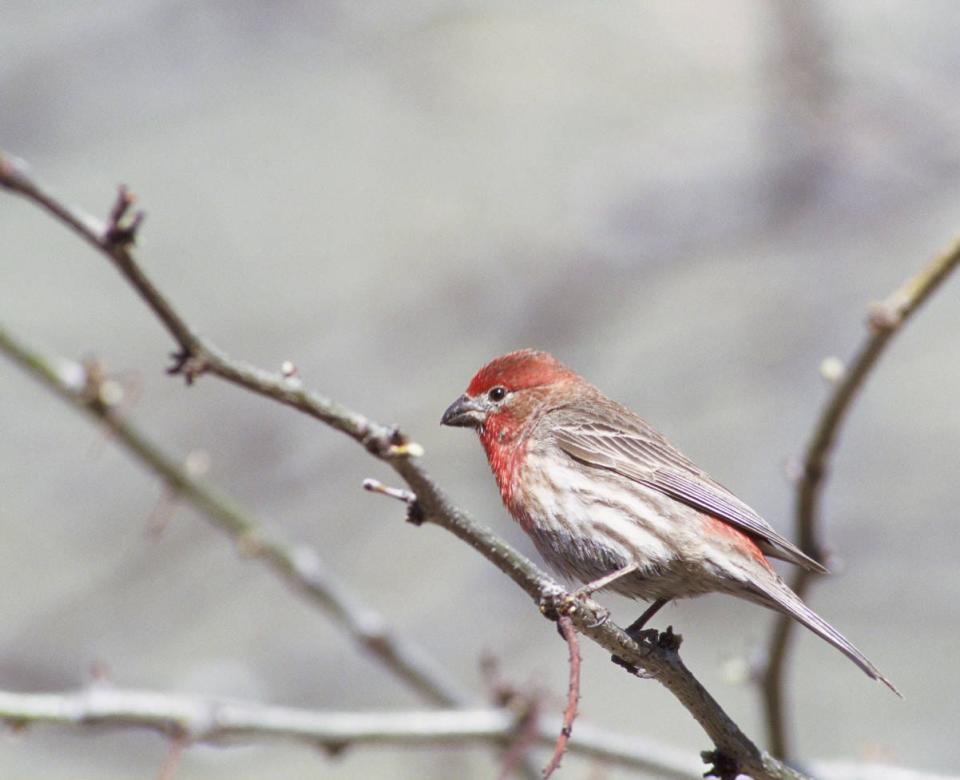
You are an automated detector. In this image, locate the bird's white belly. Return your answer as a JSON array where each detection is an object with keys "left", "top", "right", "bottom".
[{"left": 516, "top": 452, "right": 726, "bottom": 600}]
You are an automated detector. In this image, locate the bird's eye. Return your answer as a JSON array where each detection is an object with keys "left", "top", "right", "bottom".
[{"left": 487, "top": 386, "right": 507, "bottom": 402}]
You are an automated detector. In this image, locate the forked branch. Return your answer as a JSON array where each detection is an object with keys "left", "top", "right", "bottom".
[{"left": 0, "top": 149, "right": 830, "bottom": 779}]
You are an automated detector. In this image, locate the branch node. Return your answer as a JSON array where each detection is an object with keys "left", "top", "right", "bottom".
[
  {"left": 867, "top": 297, "right": 906, "bottom": 333},
  {"left": 320, "top": 739, "right": 349, "bottom": 758},
  {"left": 167, "top": 349, "right": 208, "bottom": 384},
  {"left": 363, "top": 426, "right": 424, "bottom": 459}
]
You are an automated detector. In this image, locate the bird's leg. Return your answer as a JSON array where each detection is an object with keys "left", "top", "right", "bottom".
[
  {"left": 570, "top": 561, "right": 640, "bottom": 600},
  {"left": 549, "top": 562, "right": 641, "bottom": 630},
  {"left": 540, "top": 563, "right": 634, "bottom": 635},
  {"left": 624, "top": 597, "right": 669, "bottom": 640},
  {"left": 542, "top": 563, "right": 641, "bottom": 636}
]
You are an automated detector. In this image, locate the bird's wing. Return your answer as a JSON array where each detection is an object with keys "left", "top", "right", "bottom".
[{"left": 551, "top": 414, "right": 826, "bottom": 573}]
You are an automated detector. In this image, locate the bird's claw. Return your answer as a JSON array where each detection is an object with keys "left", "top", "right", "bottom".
[
  {"left": 584, "top": 605, "right": 610, "bottom": 628},
  {"left": 624, "top": 624, "right": 682, "bottom": 651},
  {"left": 627, "top": 627, "right": 660, "bottom": 644}
]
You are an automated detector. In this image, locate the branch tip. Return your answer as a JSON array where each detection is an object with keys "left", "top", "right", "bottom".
[
  {"left": 363, "top": 479, "right": 425, "bottom": 525},
  {"left": 104, "top": 185, "right": 145, "bottom": 248},
  {"left": 362, "top": 478, "right": 416, "bottom": 504},
  {"left": 0, "top": 152, "right": 15, "bottom": 182}
]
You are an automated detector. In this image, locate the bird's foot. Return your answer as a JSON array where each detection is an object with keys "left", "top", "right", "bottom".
[
  {"left": 623, "top": 623, "right": 683, "bottom": 651},
  {"left": 625, "top": 626, "right": 660, "bottom": 644},
  {"left": 655, "top": 625, "right": 683, "bottom": 651},
  {"left": 612, "top": 624, "right": 682, "bottom": 674},
  {"left": 583, "top": 606, "right": 611, "bottom": 628}
]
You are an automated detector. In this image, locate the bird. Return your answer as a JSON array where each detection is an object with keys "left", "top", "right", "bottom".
[{"left": 441, "top": 348, "right": 896, "bottom": 692}]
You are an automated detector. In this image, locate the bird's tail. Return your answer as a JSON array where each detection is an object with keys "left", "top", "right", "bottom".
[{"left": 752, "top": 580, "right": 900, "bottom": 696}]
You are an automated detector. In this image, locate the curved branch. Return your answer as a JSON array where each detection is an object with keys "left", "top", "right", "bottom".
[
  {"left": 0, "top": 152, "right": 386, "bottom": 448},
  {"left": 762, "top": 238, "right": 960, "bottom": 757},
  {"left": 2, "top": 150, "right": 808, "bottom": 779}
]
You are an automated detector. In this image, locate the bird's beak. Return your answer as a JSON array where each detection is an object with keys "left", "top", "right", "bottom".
[{"left": 441, "top": 394, "right": 486, "bottom": 428}]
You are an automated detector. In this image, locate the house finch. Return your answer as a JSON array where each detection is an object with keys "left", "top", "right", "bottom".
[{"left": 441, "top": 349, "right": 895, "bottom": 692}]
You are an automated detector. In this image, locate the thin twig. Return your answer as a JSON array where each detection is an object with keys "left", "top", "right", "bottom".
[
  {"left": 1, "top": 150, "right": 809, "bottom": 780},
  {"left": 0, "top": 686, "right": 699, "bottom": 778},
  {"left": 543, "top": 615, "right": 581, "bottom": 779},
  {"left": 0, "top": 326, "right": 470, "bottom": 710},
  {"left": 497, "top": 700, "right": 542, "bottom": 780},
  {"left": 761, "top": 238, "right": 960, "bottom": 758},
  {"left": 155, "top": 732, "right": 188, "bottom": 780}
]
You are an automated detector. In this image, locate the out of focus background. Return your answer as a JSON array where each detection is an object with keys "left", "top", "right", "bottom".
[{"left": 3, "top": 2, "right": 960, "bottom": 778}]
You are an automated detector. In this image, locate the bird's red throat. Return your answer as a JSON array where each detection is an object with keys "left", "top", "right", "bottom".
[{"left": 478, "top": 411, "right": 528, "bottom": 511}]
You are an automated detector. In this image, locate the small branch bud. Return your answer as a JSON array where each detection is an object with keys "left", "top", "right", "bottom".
[
  {"left": 818, "top": 356, "right": 845, "bottom": 384},
  {"left": 98, "top": 378, "right": 125, "bottom": 407}
]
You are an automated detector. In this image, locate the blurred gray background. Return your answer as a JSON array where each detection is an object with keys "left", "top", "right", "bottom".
[{"left": 2, "top": 1, "right": 959, "bottom": 778}]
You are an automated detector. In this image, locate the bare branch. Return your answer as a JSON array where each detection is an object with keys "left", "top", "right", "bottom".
[
  {"left": 0, "top": 326, "right": 703, "bottom": 780},
  {"left": 1, "top": 150, "right": 810, "bottom": 779},
  {"left": 762, "top": 237, "right": 960, "bottom": 757},
  {"left": 0, "top": 326, "right": 470, "bottom": 710},
  {"left": 0, "top": 686, "right": 700, "bottom": 778}
]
